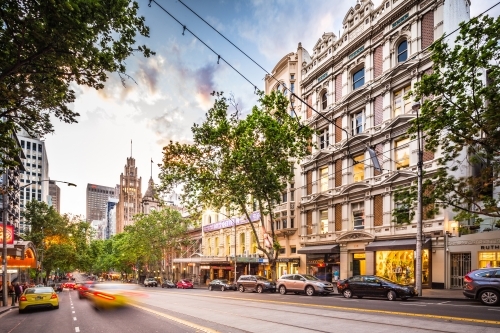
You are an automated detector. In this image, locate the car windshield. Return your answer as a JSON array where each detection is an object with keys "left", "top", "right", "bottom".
[
  {"left": 374, "top": 276, "right": 399, "bottom": 284},
  {"left": 219, "top": 279, "right": 229, "bottom": 284},
  {"left": 301, "top": 274, "right": 319, "bottom": 281},
  {"left": 25, "top": 287, "right": 54, "bottom": 294},
  {"left": 255, "top": 276, "right": 269, "bottom": 281}
]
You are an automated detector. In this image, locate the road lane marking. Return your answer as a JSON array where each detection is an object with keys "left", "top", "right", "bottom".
[
  {"left": 400, "top": 304, "right": 427, "bottom": 306},
  {"left": 73, "top": 317, "right": 77, "bottom": 321},
  {"left": 72, "top": 311, "right": 75, "bottom": 313},
  {"left": 175, "top": 292, "right": 500, "bottom": 326},
  {"left": 75, "top": 327, "right": 80, "bottom": 332},
  {"left": 132, "top": 303, "right": 220, "bottom": 333}
]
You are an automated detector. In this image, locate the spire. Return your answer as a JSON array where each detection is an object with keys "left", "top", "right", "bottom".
[
  {"left": 131, "top": 139, "right": 133, "bottom": 157},
  {"left": 151, "top": 158, "right": 153, "bottom": 179}
]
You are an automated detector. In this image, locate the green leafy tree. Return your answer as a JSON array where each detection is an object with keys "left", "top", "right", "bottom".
[
  {"left": 394, "top": 15, "right": 500, "bottom": 225},
  {"left": 158, "top": 92, "right": 314, "bottom": 277},
  {"left": 0, "top": 0, "right": 154, "bottom": 168}
]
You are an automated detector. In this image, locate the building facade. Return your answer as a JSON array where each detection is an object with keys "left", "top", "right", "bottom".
[
  {"left": 17, "top": 129, "right": 49, "bottom": 234},
  {"left": 48, "top": 181, "right": 61, "bottom": 213},
  {"left": 296, "top": 0, "right": 470, "bottom": 288},
  {"left": 86, "top": 183, "right": 116, "bottom": 222},
  {"left": 106, "top": 197, "right": 119, "bottom": 239},
  {"left": 264, "top": 52, "right": 304, "bottom": 278},
  {"left": 116, "top": 157, "right": 142, "bottom": 234}
]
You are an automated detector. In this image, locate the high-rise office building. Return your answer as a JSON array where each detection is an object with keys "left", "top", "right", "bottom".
[
  {"left": 86, "top": 184, "right": 116, "bottom": 222},
  {"left": 106, "top": 197, "right": 119, "bottom": 239},
  {"left": 116, "top": 157, "right": 142, "bottom": 234},
  {"left": 17, "top": 129, "right": 49, "bottom": 234},
  {"left": 48, "top": 181, "right": 61, "bottom": 213}
]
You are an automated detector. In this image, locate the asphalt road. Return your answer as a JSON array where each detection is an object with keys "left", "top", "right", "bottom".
[{"left": 1, "top": 284, "right": 499, "bottom": 333}]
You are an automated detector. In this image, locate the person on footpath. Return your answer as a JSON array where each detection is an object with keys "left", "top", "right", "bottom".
[{"left": 14, "top": 282, "right": 22, "bottom": 303}]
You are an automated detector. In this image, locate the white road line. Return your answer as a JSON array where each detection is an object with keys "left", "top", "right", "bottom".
[
  {"left": 75, "top": 327, "right": 80, "bottom": 332},
  {"left": 488, "top": 309, "right": 500, "bottom": 311},
  {"left": 72, "top": 311, "right": 75, "bottom": 313},
  {"left": 73, "top": 317, "right": 77, "bottom": 321}
]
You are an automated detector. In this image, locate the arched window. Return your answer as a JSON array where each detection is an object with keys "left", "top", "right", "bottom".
[
  {"left": 397, "top": 40, "right": 408, "bottom": 63},
  {"left": 215, "top": 237, "right": 219, "bottom": 255},
  {"left": 353, "top": 67, "right": 365, "bottom": 90},
  {"left": 239, "top": 233, "right": 246, "bottom": 254},
  {"left": 226, "top": 235, "right": 231, "bottom": 255},
  {"left": 322, "top": 91, "right": 328, "bottom": 110}
]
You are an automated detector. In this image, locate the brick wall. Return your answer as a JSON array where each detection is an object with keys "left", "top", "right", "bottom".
[
  {"left": 335, "top": 117, "right": 342, "bottom": 143},
  {"left": 374, "top": 195, "right": 383, "bottom": 226},
  {"left": 306, "top": 211, "right": 313, "bottom": 235},
  {"left": 335, "top": 205, "right": 342, "bottom": 231},
  {"left": 307, "top": 95, "right": 313, "bottom": 118},
  {"left": 335, "top": 159, "right": 342, "bottom": 187},
  {"left": 335, "top": 75, "right": 342, "bottom": 102},
  {"left": 421, "top": 11, "right": 434, "bottom": 49},
  {"left": 373, "top": 46, "right": 383, "bottom": 79},
  {"left": 374, "top": 95, "right": 383, "bottom": 126},
  {"left": 306, "top": 170, "right": 313, "bottom": 195}
]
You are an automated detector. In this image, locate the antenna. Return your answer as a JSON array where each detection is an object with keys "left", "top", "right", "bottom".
[
  {"left": 131, "top": 139, "right": 133, "bottom": 157},
  {"left": 150, "top": 158, "right": 153, "bottom": 179}
]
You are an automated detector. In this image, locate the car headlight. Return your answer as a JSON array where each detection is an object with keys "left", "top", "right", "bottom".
[{"left": 316, "top": 283, "right": 325, "bottom": 287}]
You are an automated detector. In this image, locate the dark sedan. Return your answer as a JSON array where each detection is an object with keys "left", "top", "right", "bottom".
[
  {"left": 161, "top": 280, "right": 176, "bottom": 288},
  {"left": 208, "top": 279, "right": 236, "bottom": 291},
  {"left": 337, "top": 275, "right": 417, "bottom": 301}
]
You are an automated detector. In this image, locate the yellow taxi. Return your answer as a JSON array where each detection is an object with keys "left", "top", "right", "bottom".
[
  {"left": 87, "top": 283, "right": 143, "bottom": 310},
  {"left": 19, "top": 287, "right": 59, "bottom": 313}
]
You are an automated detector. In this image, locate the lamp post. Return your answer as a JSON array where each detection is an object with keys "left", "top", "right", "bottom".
[{"left": 413, "top": 101, "right": 423, "bottom": 297}]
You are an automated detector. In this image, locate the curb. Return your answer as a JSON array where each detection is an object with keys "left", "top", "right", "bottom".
[
  {"left": 417, "top": 296, "right": 473, "bottom": 302},
  {"left": 0, "top": 306, "right": 19, "bottom": 315}
]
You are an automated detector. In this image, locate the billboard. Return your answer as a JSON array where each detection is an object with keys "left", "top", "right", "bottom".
[{"left": 0, "top": 225, "right": 14, "bottom": 244}]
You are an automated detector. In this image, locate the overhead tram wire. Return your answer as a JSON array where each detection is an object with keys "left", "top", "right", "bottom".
[{"left": 148, "top": 0, "right": 261, "bottom": 95}]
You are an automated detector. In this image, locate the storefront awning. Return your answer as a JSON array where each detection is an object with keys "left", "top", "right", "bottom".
[
  {"left": 297, "top": 244, "right": 339, "bottom": 254},
  {"left": 365, "top": 238, "right": 431, "bottom": 251}
]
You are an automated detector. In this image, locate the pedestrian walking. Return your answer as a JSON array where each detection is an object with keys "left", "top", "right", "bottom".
[{"left": 14, "top": 282, "right": 22, "bottom": 303}]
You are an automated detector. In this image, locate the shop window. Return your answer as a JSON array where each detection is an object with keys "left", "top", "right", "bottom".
[
  {"left": 319, "top": 166, "right": 328, "bottom": 192},
  {"left": 320, "top": 210, "right": 328, "bottom": 234},
  {"left": 322, "top": 91, "right": 328, "bottom": 110},
  {"left": 352, "top": 202, "right": 364, "bottom": 230},
  {"left": 479, "top": 252, "right": 500, "bottom": 268},
  {"left": 353, "top": 67, "right": 365, "bottom": 90},
  {"left": 395, "top": 138, "right": 410, "bottom": 169},
  {"left": 351, "top": 111, "right": 364, "bottom": 135},
  {"left": 353, "top": 154, "right": 364, "bottom": 182},
  {"left": 319, "top": 128, "right": 329, "bottom": 149},
  {"left": 397, "top": 40, "right": 408, "bottom": 63},
  {"left": 375, "top": 250, "right": 429, "bottom": 285},
  {"left": 393, "top": 85, "right": 411, "bottom": 117}
]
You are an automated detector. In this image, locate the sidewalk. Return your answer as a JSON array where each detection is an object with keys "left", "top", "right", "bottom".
[{"left": 0, "top": 304, "right": 18, "bottom": 316}]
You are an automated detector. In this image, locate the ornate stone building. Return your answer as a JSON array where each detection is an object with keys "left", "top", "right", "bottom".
[
  {"left": 116, "top": 157, "right": 142, "bottom": 234},
  {"left": 296, "top": 0, "right": 470, "bottom": 288}
]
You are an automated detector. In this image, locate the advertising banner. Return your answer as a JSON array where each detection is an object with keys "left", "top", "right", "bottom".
[{"left": 0, "top": 225, "right": 14, "bottom": 244}]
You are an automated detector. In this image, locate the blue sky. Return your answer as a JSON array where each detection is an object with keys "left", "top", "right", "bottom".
[{"left": 43, "top": 0, "right": 499, "bottom": 217}]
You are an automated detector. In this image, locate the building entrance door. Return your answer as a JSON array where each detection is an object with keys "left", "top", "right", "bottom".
[
  {"left": 450, "top": 253, "right": 470, "bottom": 289},
  {"left": 352, "top": 253, "right": 366, "bottom": 276}
]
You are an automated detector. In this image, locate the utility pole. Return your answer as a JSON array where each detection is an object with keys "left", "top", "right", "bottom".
[
  {"left": 413, "top": 101, "right": 423, "bottom": 297},
  {"left": 2, "top": 172, "right": 8, "bottom": 307}
]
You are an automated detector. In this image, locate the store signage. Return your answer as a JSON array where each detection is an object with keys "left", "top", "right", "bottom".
[
  {"left": 200, "top": 265, "right": 210, "bottom": 269},
  {"left": 276, "top": 258, "right": 300, "bottom": 263},
  {"left": 0, "top": 225, "right": 14, "bottom": 244},
  {"left": 187, "top": 263, "right": 197, "bottom": 266},
  {"left": 348, "top": 46, "right": 364, "bottom": 60},
  {"left": 481, "top": 245, "right": 500, "bottom": 250},
  {"left": 203, "top": 211, "right": 261, "bottom": 232},
  {"left": 317, "top": 72, "right": 328, "bottom": 83},
  {"left": 0, "top": 269, "right": 18, "bottom": 274},
  {"left": 392, "top": 13, "right": 409, "bottom": 29}
]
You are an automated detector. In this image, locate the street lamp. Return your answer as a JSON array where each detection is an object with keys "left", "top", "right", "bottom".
[{"left": 413, "top": 101, "right": 424, "bottom": 297}]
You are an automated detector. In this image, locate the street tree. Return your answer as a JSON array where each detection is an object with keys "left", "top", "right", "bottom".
[
  {"left": 394, "top": 15, "right": 500, "bottom": 227},
  {"left": 158, "top": 91, "right": 314, "bottom": 277},
  {"left": 0, "top": 0, "right": 154, "bottom": 168}
]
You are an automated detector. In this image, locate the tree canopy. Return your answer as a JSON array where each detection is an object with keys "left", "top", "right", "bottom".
[
  {"left": 396, "top": 15, "right": 500, "bottom": 225},
  {"left": 158, "top": 92, "right": 314, "bottom": 272},
  {"left": 0, "top": 0, "right": 154, "bottom": 168}
]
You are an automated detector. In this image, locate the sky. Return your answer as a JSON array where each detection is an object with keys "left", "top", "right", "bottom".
[{"left": 43, "top": 0, "right": 500, "bottom": 218}]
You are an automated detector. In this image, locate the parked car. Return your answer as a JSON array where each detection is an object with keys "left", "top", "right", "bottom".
[
  {"left": 463, "top": 267, "right": 500, "bottom": 306},
  {"left": 337, "top": 275, "right": 417, "bottom": 301},
  {"left": 144, "top": 278, "right": 158, "bottom": 287},
  {"left": 19, "top": 286, "right": 59, "bottom": 313},
  {"left": 277, "top": 274, "right": 334, "bottom": 296},
  {"left": 208, "top": 279, "right": 236, "bottom": 291},
  {"left": 176, "top": 279, "right": 194, "bottom": 289},
  {"left": 237, "top": 275, "right": 276, "bottom": 293},
  {"left": 161, "top": 280, "right": 176, "bottom": 288},
  {"left": 63, "top": 282, "right": 76, "bottom": 290}
]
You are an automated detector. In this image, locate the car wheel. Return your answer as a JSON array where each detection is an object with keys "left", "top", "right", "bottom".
[
  {"left": 342, "top": 289, "right": 352, "bottom": 298},
  {"left": 208, "top": 285, "right": 212, "bottom": 291},
  {"left": 479, "top": 290, "right": 499, "bottom": 306},
  {"left": 221, "top": 286, "right": 225, "bottom": 292},
  {"left": 279, "top": 285, "right": 287, "bottom": 295},
  {"left": 387, "top": 290, "right": 397, "bottom": 301},
  {"left": 238, "top": 285, "right": 245, "bottom": 293},
  {"left": 305, "top": 286, "right": 315, "bottom": 296},
  {"left": 257, "top": 285, "right": 263, "bottom": 294}
]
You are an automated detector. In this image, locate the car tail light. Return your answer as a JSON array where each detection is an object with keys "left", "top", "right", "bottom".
[
  {"left": 19, "top": 296, "right": 27, "bottom": 301},
  {"left": 94, "top": 292, "right": 115, "bottom": 301},
  {"left": 51, "top": 293, "right": 58, "bottom": 299},
  {"left": 464, "top": 274, "right": 473, "bottom": 283}
]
